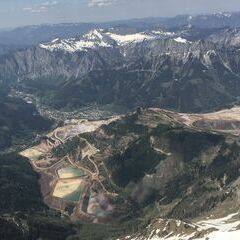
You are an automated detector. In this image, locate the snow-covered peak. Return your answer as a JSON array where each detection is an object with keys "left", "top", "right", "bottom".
[
  {"left": 39, "top": 28, "right": 179, "bottom": 53},
  {"left": 82, "top": 29, "right": 104, "bottom": 41},
  {"left": 39, "top": 29, "right": 111, "bottom": 52}
]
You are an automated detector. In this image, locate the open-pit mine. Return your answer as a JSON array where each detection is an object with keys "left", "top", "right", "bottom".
[{"left": 20, "top": 106, "right": 240, "bottom": 224}]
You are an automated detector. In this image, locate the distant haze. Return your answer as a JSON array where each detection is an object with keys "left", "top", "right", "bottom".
[{"left": 0, "top": 0, "right": 240, "bottom": 28}]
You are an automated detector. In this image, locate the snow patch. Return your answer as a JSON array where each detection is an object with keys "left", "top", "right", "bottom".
[
  {"left": 105, "top": 32, "right": 154, "bottom": 45},
  {"left": 174, "top": 37, "right": 188, "bottom": 44},
  {"left": 119, "top": 212, "right": 240, "bottom": 240},
  {"left": 151, "top": 30, "right": 175, "bottom": 36}
]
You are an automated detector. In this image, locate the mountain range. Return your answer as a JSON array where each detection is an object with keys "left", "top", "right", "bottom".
[
  {"left": 1, "top": 11, "right": 240, "bottom": 47},
  {"left": 1, "top": 25, "right": 240, "bottom": 112}
]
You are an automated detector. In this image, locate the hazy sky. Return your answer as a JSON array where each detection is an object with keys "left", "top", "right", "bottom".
[{"left": 0, "top": 0, "right": 240, "bottom": 28}]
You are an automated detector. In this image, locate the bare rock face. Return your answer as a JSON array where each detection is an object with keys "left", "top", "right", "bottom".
[
  {"left": 208, "top": 28, "right": 240, "bottom": 47},
  {"left": 0, "top": 46, "right": 122, "bottom": 81}
]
